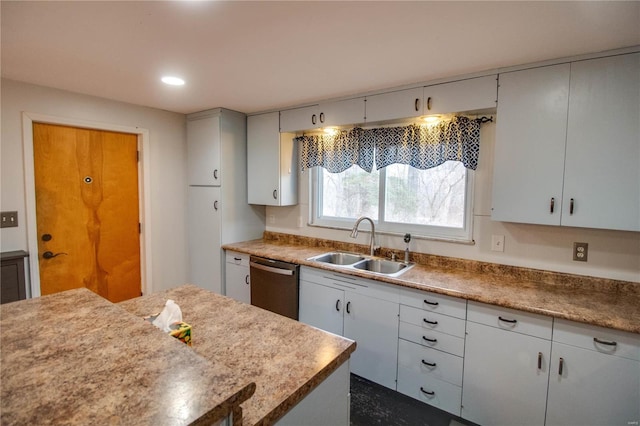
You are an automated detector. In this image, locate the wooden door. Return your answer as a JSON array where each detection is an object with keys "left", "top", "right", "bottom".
[{"left": 33, "top": 123, "right": 141, "bottom": 302}]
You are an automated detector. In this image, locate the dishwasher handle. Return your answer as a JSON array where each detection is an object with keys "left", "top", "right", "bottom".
[{"left": 250, "top": 261, "right": 295, "bottom": 276}]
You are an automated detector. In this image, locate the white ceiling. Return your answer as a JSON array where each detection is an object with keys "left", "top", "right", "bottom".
[{"left": 2, "top": 1, "right": 639, "bottom": 115}]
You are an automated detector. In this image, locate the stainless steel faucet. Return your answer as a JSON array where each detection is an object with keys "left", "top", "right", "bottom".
[{"left": 350, "top": 216, "right": 377, "bottom": 256}]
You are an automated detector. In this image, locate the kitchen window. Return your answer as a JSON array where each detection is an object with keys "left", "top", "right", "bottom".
[
  {"left": 302, "top": 117, "right": 481, "bottom": 242},
  {"left": 311, "top": 161, "right": 474, "bottom": 241}
]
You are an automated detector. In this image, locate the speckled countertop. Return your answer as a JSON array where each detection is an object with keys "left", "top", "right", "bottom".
[
  {"left": 0, "top": 287, "right": 255, "bottom": 426},
  {"left": 223, "top": 233, "right": 640, "bottom": 334},
  {"left": 119, "top": 284, "right": 356, "bottom": 426}
]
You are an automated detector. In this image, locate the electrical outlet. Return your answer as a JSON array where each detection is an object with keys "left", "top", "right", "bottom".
[
  {"left": 0, "top": 211, "right": 18, "bottom": 228},
  {"left": 268, "top": 214, "right": 276, "bottom": 225},
  {"left": 573, "top": 242, "right": 588, "bottom": 262},
  {"left": 491, "top": 235, "right": 505, "bottom": 252}
]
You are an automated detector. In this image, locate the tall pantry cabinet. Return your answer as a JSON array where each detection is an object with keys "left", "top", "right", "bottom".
[{"left": 187, "top": 108, "right": 265, "bottom": 295}]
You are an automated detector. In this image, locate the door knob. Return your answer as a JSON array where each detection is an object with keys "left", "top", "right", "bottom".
[{"left": 42, "top": 251, "right": 67, "bottom": 259}]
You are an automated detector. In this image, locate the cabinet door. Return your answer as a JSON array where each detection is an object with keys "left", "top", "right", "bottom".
[
  {"left": 187, "top": 115, "right": 221, "bottom": 186},
  {"left": 319, "top": 97, "right": 365, "bottom": 128},
  {"left": 279, "top": 105, "right": 319, "bottom": 132},
  {"left": 365, "top": 87, "right": 423, "bottom": 123},
  {"left": 247, "top": 113, "right": 297, "bottom": 206},
  {"left": 299, "top": 280, "right": 344, "bottom": 336},
  {"left": 546, "top": 342, "right": 640, "bottom": 426},
  {"left": 424, "top": 75, "right": 497, "bottom": 115},
  {"left": 225, "top": 260, "right": 250, "bottom": 304},
  {"left": 344, "top": 291, "right": 399, "bottom": 390},
  {"left": 562, "top": 53, "right": 640, "bottom": 231},
  {"left": 188, "top": 186, "right": 222, "bottom": 294},
  {"left": 248, "top": 112, "right": 281, "bottom": 205},
  {"left": 462, "top": 321, "right": 551, "bottom": 426},
  {"left": 492, "top": 64, "right": 570, "bottom": 225}
]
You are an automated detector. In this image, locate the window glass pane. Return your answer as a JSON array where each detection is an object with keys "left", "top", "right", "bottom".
[
  {"left": 385, "top": 162, "right": 466, "bottom": 228},
  {"left": 321, "top": 165, "right": 379, "bottom": 219}
]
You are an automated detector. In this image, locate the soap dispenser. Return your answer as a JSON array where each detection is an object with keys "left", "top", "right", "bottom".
[{"left": 403, "top": 233, "right": 411, "bottom": 264}]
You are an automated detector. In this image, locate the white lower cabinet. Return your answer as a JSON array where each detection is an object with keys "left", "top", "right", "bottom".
[
  {"left": 299, "top": 267, "right": 399, "bottom": 389},
  {"left": 224, "top": 251, "right": 250, "bottom": 304},
  {"left": 397, "top": 288, "right": 467, "bottom": 417},
  {"left": 545, "top": 319, "right": 640, "bottom": 426},
  {"left": 461, "top": 302, "right": 553, "bottom": 426}
]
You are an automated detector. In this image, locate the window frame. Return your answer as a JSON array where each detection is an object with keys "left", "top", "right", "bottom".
[{"left": 310, "top": 163, "right": 475, "bottom": 242}]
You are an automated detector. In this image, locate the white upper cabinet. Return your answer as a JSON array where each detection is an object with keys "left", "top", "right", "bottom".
[
  {"left": 279, "top": 97, "right": 365, "bottom": 133},
  {"left": 492, "top": 53, "right": 640, "bottom": 231},
  {"left": 492, "top": 64, "right": 570, "bottom": 225},
  {"left": 423, "top": 75, "right": 497, "bottom": 115},
  {"left": 365, "top": 87, "right": 424, "bottom": 123},
  {"left": 187, "top": 111, "right": 222, "bottom": 186},
  {"left": 561, "top": 53, "right": 640, "bottom": 231},
  {"left": 247, "top": 112, "right": 297, "bottom": 206}
]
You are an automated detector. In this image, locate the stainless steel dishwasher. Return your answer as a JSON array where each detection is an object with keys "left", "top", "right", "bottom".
[{"left": 249, "top": 255, "right": 300, "bottom": 320}]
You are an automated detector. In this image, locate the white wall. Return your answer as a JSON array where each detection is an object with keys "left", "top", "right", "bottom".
[
  {"left": 1, "top": 79, "right": 189, "bottom": 293},
  {"left": 266, "top": 123, "right": 640, "bottom": 283}
]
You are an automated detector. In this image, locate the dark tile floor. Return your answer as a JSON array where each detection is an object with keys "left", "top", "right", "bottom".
[{"left": 350, "top": 374, "right": 473, "bottom": 426}]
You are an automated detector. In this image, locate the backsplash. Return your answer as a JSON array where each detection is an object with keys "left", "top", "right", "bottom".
[{"left": 263, "top": 231, "right": 639, "bottom": 295}]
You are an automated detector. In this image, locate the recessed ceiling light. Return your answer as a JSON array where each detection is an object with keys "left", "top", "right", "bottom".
[{"left": 161, "top": 76, "right": 185, "bottom": 86}]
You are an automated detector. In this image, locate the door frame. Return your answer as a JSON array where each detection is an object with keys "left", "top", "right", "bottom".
[{"left": 22, "top": 112, "right": 153, "bottom": 298}]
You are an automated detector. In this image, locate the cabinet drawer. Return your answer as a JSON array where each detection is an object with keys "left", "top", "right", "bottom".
[
  {"left": 399, "top": 305, "right": 465, "bottom": 338},
  {"left": 467, "top": 301, "right": 553, "bottom": 340},
  {"left": 400, "top": 287, "right": 467, "bottom": 319},
  {"left": 398, "top": 339, "right": 463, "bottom": 386},
  {"left": 397, "top": 369, "right": 462, "bottom": 417},
  {"left": 225, "top": 251, "right": 249, "bottom": 267},
  {"left": 553, "top": 318, "right": 640, "bottom": 361},
  {"left": 399, "top": 322, "right": 465, "bottom": 357}
]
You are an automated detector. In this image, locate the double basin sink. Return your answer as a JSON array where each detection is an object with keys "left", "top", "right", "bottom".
[{"left": 307, "top": 251, "right": 415, "bottom": 277}]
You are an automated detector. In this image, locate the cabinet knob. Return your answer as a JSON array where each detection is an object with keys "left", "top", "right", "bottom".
[
  {"left": 319, "top": 112, "right": 325, "bottom": 123},
  {"left": 422, "top": 336, "right": 437, "bottom": 344},
  {"left": 498, "top": 316, "right": 517, "bottom": 324},
  {"left": 423, "top": 318, "right": 438, "bottom": 325},
  {"left": 423, "top": 298, "right": 439, "bottom": 306},
  {"left": 245, "top": 275, "right": 250, "bottom": 285},
  {"left": 335, "top": 299, "right": 341, "bottom": 312},
  {"left": 426, "top": 96, "right": 432, "bottom": 111},
  {"left": 414, "top": 98, "right": 420, "bottom": 112},
  {"left": 312, "top": 114, "right": 317, "bottom": 125},
  {"left": 537, "top": 352, "right": 543, "bottom": 370},
  {"left": 213, "top": 169, "right": 218, "bottom": 180},
  {"left": 550, "top": 197, "right": 555, "bottom": 214},
  {"left": 214, "top": 200, "right": 219, "bottom": 211},
  {"left": 570, "top": 198, "right": 575, "bottom": 215},
  {"left": 346, "top": 301, "right": 351, "bottom": 314},
  {"left": 273, "top": 189, "right": 278, "bottom": 200},
  {"left": 421, "top": 359, "right": 436, "bottom": 368},
  {"left": 558, "top": 357, "right": 564, "bottom": 376}
]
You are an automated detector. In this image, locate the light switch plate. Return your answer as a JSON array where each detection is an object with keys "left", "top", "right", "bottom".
[
  {"left": 491, "top": 235, "right": 505, "bottom": 252},
  {"left": 0, "top": 211, "right": 18, "bottom": 228}
]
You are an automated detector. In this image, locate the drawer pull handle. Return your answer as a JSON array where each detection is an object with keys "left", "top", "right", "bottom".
[
  {"left": 420, "top": 387, "right": 435, "bottom": 396},
  {"left": 423, "top": 318, "right": 438, "bottom": 325},
  {"left": 426, "top": 97, "right": 432, "bottom": 111},
  {"left": 414, "top": 98, "right": 420, "bottom": 112},
  {"left": 422, "top": 336, "right": 437, "bottom": 343},
  {"left": 423, "top": 299, "right": 439, "bottom": 306},
  {"left": 537, "top": 352, "right": 542, "bottom": 370},
  {"left": 558, "top": 357, "right": 564, "bottom": 375},
  {"left": 245, "top": 275, "right": 249, "bottom": 285},
  {"left": 421, "top": 359, "right": 436, "bottom": 367},
  {"left": 234, "top": 257, "right": 242, "bottom": 261},
  {"left": 498, "top": 316, "right": 517, "bottom": 324},
  {"left": 335, "top": 300, "right": 341, "bottom": 312},
  {"left": 593, "top": 337, "right": 617, "bottom": 346},
  {"left": 346, "top": 301, "right": 351, "bottom": 314}
]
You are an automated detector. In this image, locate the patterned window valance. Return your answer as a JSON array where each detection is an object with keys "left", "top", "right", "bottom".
[{"left": 296, "top": 116, "right": 481, "bottom": 173}]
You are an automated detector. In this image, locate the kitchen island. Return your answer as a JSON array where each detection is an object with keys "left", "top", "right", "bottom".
[
  {"left": 1, "top": 284, "right": 356, "bottom": 425},
  {"left": 0, "top": 287, "right": 255, "bottom": 425}
]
